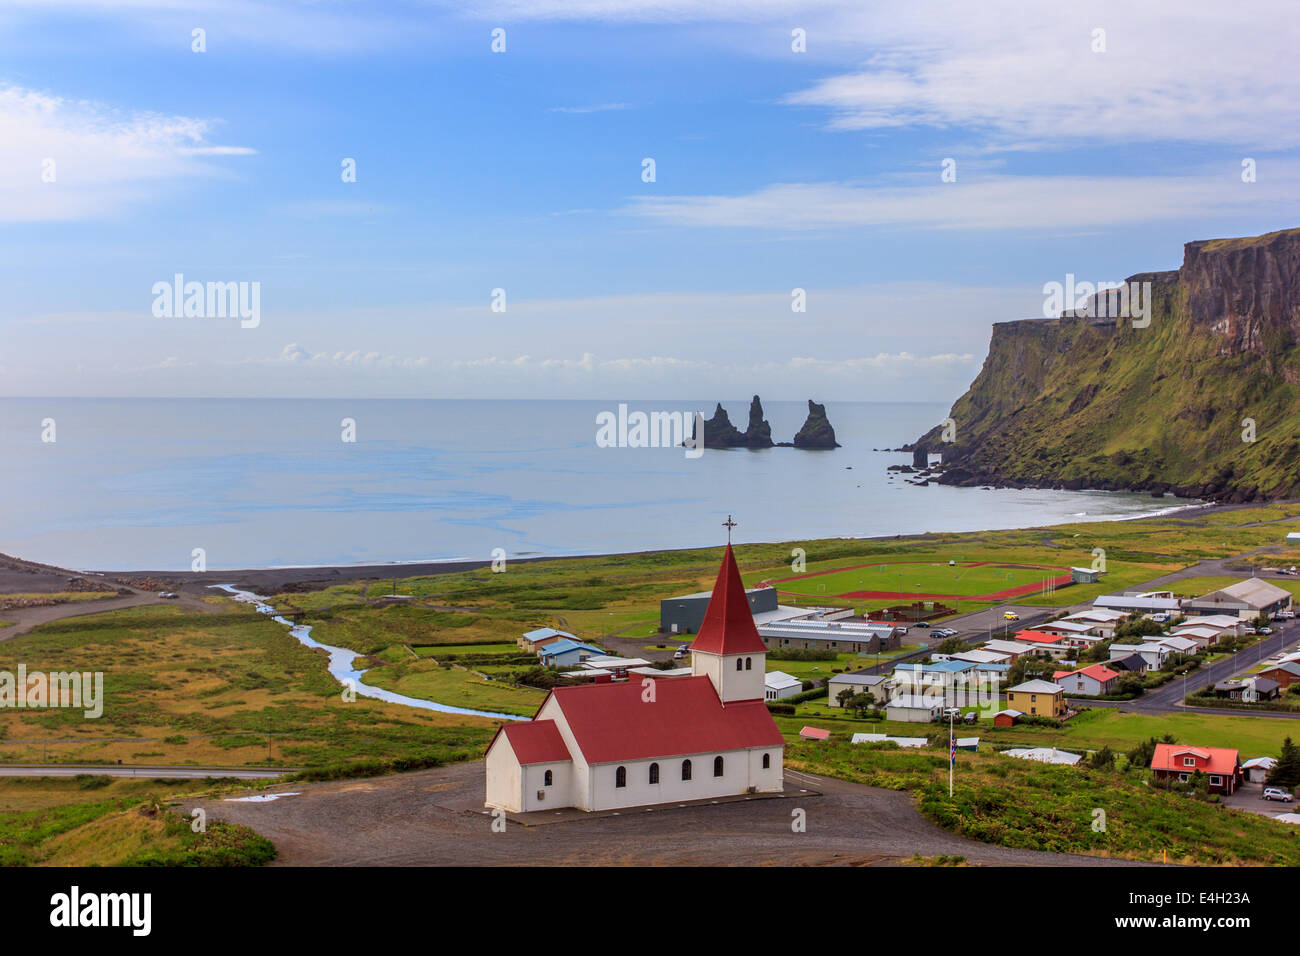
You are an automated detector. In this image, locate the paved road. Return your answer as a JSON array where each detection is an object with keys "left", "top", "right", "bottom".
[{"left": 0, "top": 764, "right": 291, "bottom": 779}]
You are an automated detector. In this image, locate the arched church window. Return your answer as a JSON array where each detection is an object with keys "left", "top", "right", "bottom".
[
  {"left": 713, "top": 755, "right": 724, "bottom": 777},
  {"left": 762, "top": 753, "right": 771, "bottom": 769},
  {"left": 682, "top": 759, "right": 692, "bottom": 781},
  {"left": 544, "top": 769, "right": 553, "bottom": 786},
  {"left": 615, "top": 766, "right": 626, "bottom": 788},
  {"left": 736, "top": 658, "right": 743, "bottom": 671},
  {"left": 649, "top": 763, "right": 660, "bottom": 784},
  {"left": 745, "top": 657, "right": 752, "bottom": 670}
]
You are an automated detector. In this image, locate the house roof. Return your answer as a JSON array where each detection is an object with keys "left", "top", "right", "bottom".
[
  {"left": 1094, "top": 595, "right": 1182, "bottom": 611},
  {"left": 895, "top": 659, "right": 974, "bottom": 675},
  {"left": 1151, "top": 743, "right": 1240, "bottom": 775},
  {"left": 548, "top": 674, "right": 782, "bottom": 764},
  {"left": 984, "top": 639, "right": 1034, "bottom": 654},
  {"left": 829, "top": 671, "right": 888, "bottom": 685},
  {"left": 799, "top": 726, "right": 831, "bottom": 740},
  {"left": 1008, "top": 679, "right": 1063, "bottom": 694},
  {"left": 1152, "top": 636, "right": 1198, "bottom": 652},
  {"left": 688, "top": 544, "right": 769, "bottom": 656},
  {"left": 1063, "top": 609, "right": 1126, "bottom": 623},
  {"left": 1054, "top": 663, "right": 1119, "bottom": 683},
  {"left": 1109, "top": 653, "right": 1146, "bottom": 671},
  {"left": 494, "top": 719, "right": 571, "bottom": 765},
  {"left": 953, "top": 649, "right": 1008, "bottom": 664},
  {"left": 1262, "top": 662, "right": 1300, "bottom": 678},
  {"left": 1213, "top": 578, "right": 1292, "bottom": 608},
  {"left": 523, "top": 627, "right": 576, "bottom": 642},
  {"left": 1040, "top": 620, "right": 1096, "bottom": 633},
  {"left": 539, "top": 639, "right": 603, "bottom": 657},
  {"left": 1242, "top": 756, "right": 1278, "bottom": 770},
  {"left": 1252, "top": 677, "right": 1281, "bottom": 694},
  {"left": 995, "top": 709, "right": 1024, "bottom": 718},
  {"left": 765, "top": 671, "right": 802, "bottom": 691},
  {"left": 1013, "top": 630, "right": 1068, "bottom": 645},
  {"left": 1004, "top": 747, "right": 1081, "bottom": 766}
]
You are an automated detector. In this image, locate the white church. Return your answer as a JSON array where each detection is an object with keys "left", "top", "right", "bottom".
[{"left": 484, "top": 543, "right": 786, "bottom": 813}]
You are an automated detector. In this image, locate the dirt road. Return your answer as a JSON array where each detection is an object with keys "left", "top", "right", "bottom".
[{"left": 190, "top": 761, "right": 1147, "bottom": 867}]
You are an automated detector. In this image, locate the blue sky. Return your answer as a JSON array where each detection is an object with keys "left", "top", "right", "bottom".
[{"left": 2, "top": 0, "right": 1298, "bottom": 400}]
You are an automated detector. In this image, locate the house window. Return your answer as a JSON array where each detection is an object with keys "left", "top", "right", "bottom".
[
  {"left": 543, "top": 769, "right": 553, "bottom": 787},
  {"left": 1031, "top": 695, "right": 1037, "bottom": 702},
  {"left": 736, "top": 658, "right": 744, "bottom": 671},
  {"left": 1209, "top": 775, "right": 1222, "bottom": 786},
  {"left": 649, "top": 762, "right": 659, "bottom": 785},
  {"left": 714, "top": 755, "right": 724, "bottom": 777},
  {"left": 762, "top": 753, "right": 771, "bottom": 770},
  {"left": 682, "top": 759, "right": 692, "bottom": 781},
  {"left": 1178, "top": 772, "right": 1189, "bottom": 782},
  {"left": 1183, "top": 757, "right": 1195, "bottom": 767},
  {"left": 615, "top": 766, "right": 627, "bottom": 788},
  {"left": 745, "top": 657, "right": 752, "bottom": 670}
]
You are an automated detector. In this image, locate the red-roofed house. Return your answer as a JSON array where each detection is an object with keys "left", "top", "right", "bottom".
[
  {"left": 1012, "top": 630, "right": 1072, "bottom": 659},
  {"left": 1150, "top": 744, "right": 1243, "bottom": 794},
  {"left": 485, "top": 544, "right": 785, "bottom": 813},
  {"left": 1052, "top": 662, "right": 1121, "bottom": 697}
]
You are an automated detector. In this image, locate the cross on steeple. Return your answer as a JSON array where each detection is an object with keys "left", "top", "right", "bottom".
[{"left": 722, "top": 514, "right": 737, "bottom": 543}]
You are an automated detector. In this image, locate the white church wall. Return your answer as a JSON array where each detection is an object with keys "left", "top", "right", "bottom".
[
  {"left": 586, "top": 747, "right": 782, "bottom": 811},
  {"left": 520, "top": 761, "right": 574, "bottom": 812},
  {"left": 484, "top": 734, "right": 523, "bottom": 812},
  {"left": 692, "top": 651, "right": 766, "bottom": 702}
]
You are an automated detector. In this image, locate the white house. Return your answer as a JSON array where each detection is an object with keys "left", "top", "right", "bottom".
[
  {"left": 886, "top": 694, "right": 944, "bottom": 723},
  {"left": 826, "top": 671, "right": 891, "bottom": 707},
  {"left": 1151, "top": 635, "right": 1198, "bottom": 656},
  {"left": 485, "top": 544, "right": 785, "bottom": 814},
  {"left": 764, "top": 670, "right": 803, "bottom": 701},
  {"left": 1109, "top": 642, "right": 1170, "bottom": 670},
  {"left": 1051, "top": 662, "right": 1120, "bottom": 697},
  {"left": 983, "top": 639, "right": 1035, "bottom": 660}
]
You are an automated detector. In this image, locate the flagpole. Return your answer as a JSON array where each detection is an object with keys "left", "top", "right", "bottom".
[{"left": 949, "top": 708, "right": 954, "bottom": 798}]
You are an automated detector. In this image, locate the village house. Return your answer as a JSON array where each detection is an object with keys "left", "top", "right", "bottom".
[
  {"left": 1150, "top": 744, "right": 1243, "bottom": 794},
  {"left": 1093, "top": 593, "right": 1183, "bottom": 617},
  {"left": 485, "top": 544, "right": 784, "bottom": 813},
  {"left": 1108, "top": 642, "right": 1171, "bottom": 671},
  {"left": 1151, "top": 635, "right": 1199, "bottom": 657},
  {"left": 1059, "top": 608, "right": 1125, "bottom": 639},
  {"left": 1005, "top": 679, "right": 1066, "bottom": 718},
  {"left": 1009, "top": 630, "right": 1072, "bottom": 659},
  {"left": 1182, "top": 578, "right": 1292, "bottom": 621},
  {"left": 1108, "top": 652, "right": 1147, "bottom": 675},
  {"left": 1035, "top": 619, "right": 1100, "bottom": 641},
  {"left": 886, "top": 693, "right": 945, "bottom": 723},
  {"left": 763, "top": 670, "right": 803, "bottom": 701},
  {"left": 1052, "top": 662, "right": 1120, "bottom": 697},
  {"left": 982, "top": 638, "right": 1036, "bottom": 661},
  {"left": 1211, "top": 676, "right": 1280, "bottom": 702},
  {"left": 538, "top": 638, "right": 605, "bottom": 668},
  {"left": 826, "top": 671, "right": 891, "bottom": 707},
  {"left": 1258, "top": 661, "right": 1300, "bottom": 688},
  {"left": 519, "top": 627, "right": 577, "bottom": 652}
]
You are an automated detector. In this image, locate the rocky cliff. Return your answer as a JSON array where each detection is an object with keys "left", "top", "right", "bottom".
[
  {"left": 793, "top": 399, "right": 840, "bottom": 449},
  {"left": 908, "top": 227, "right": 1300, "bottom": 501}
]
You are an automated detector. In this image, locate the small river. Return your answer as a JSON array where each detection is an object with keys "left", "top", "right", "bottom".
[{"left": 211, "top": 584, "right": 523, "bottom": 722}]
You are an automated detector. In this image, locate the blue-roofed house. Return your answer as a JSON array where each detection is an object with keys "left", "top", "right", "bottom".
[
  {"left": 891, "top": 659, "right": 977, "bottom": 698},
  {"left": 538, "top": 639, "right": 605, "bottom": 668},
  {"left": 520, "top": 627, "right": 578, "bottom": 652}
]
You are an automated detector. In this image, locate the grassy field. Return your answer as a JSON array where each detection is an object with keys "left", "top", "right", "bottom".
[
  {"left": 785, "top": 740, "right": 1300, "bottom": 865},
  {"left": 359, "top": 660, "right": 546, "bottom": 718},
  {"left": 0, "top": 603, "right": 497, "bottom": 770},
  {"left": 766, "top": 560, "right": 1066, "bottom": 600},
  {"left": 0, "top": 776, "right": 275, "bottom": 866}
]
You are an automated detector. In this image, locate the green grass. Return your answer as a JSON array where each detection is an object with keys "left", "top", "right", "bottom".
[{"left": 766, "top": 559, "right": 1066, "bottom": 599}]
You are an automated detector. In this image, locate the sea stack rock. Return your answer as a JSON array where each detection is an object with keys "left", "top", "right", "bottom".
[
  {"left": 912, "top": 446, "right": 928, "bottom": 469},
  {"left": 741, "top": 395, "right": 774, "bottom": 448},
  {"left": 694, "top": 402, "right": 745, "bottom": 448},
  {"left": 793, "top": 399, "right": 840, "bottom": 449}
]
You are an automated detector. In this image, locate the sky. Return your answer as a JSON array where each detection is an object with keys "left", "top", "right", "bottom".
[{"left": 2, "top": 0, "right": 1298, "bottom": 401}]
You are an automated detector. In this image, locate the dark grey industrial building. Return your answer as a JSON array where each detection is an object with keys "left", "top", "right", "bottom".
[{"left": 659, "top": 585, "right": 778, "bottom": 635}]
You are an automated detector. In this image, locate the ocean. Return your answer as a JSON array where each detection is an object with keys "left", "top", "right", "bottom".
[{"left": 0, "top": 397, "right": 1189, "bottom": 571}]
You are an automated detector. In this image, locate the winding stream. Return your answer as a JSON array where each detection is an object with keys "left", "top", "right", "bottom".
[{"left": 210, "top": 584, "right": 523, "bottom": 721}]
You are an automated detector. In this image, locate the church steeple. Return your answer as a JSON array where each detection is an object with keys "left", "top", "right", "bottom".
[{"left": 689, "top": 540, "right": 768, "bottom": 702}]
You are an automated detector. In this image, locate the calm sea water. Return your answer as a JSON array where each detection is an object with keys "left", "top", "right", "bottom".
[{"left": 0, "top": 398, "right": 1186, "bottom": 571}]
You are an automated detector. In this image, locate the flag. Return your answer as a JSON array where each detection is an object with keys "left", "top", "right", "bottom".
[{"left": 950, "top": 732, "right": 956, "bottom": 767}]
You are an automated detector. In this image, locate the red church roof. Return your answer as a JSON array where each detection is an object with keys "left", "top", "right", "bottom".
[
  {"left": 494, "top": 719, "right": 571, "bottom": 765},
  {"left": 688, "top": 544, "right": 769, "bottom": 656},
  {"left": 549, "top": 675, "right": 783, "bottom": 764}
]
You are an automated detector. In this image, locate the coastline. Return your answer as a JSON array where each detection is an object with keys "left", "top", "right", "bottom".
[{"left": 2, "top": 492, "right": 1230, "bottom": 596}]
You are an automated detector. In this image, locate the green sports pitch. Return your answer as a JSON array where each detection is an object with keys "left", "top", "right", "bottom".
[{"left": 764, "top": 560, "right": 1072, "bottom": 602}]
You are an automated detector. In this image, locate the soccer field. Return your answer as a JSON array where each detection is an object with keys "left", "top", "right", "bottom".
[{"left": 766, "top": 560, "right": 1070, "bottom": 601}]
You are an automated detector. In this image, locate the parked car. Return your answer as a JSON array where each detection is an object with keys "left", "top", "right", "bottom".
[
  {"left": 1259, "top": 626, "right": 1274, "bottom": 635},
  {"left": 940, "top": 707, "right": 961, "bottom": 721},
  {"left": 914, "top": 621, "right": 931, "bottom": 629},
  {"left": 963, "top": 711, "right": 978, "bottom": 725},
  {"left": 1279, "top": 610, "right": 1295, "bottom": 619},
  {"left": 1263, "top": 787, "right": 1294, "bottom": 802},
  {"left": 1003, "top": 612, "right": 1020, "bottom": 621}
]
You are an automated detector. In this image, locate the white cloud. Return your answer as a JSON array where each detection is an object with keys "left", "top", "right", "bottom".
[
  {"left": 0, "top": 84, "right": 252, "bottom": 222},
  {"left": 625, "top": 169, "right": 1300, "bottom": 232}
]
